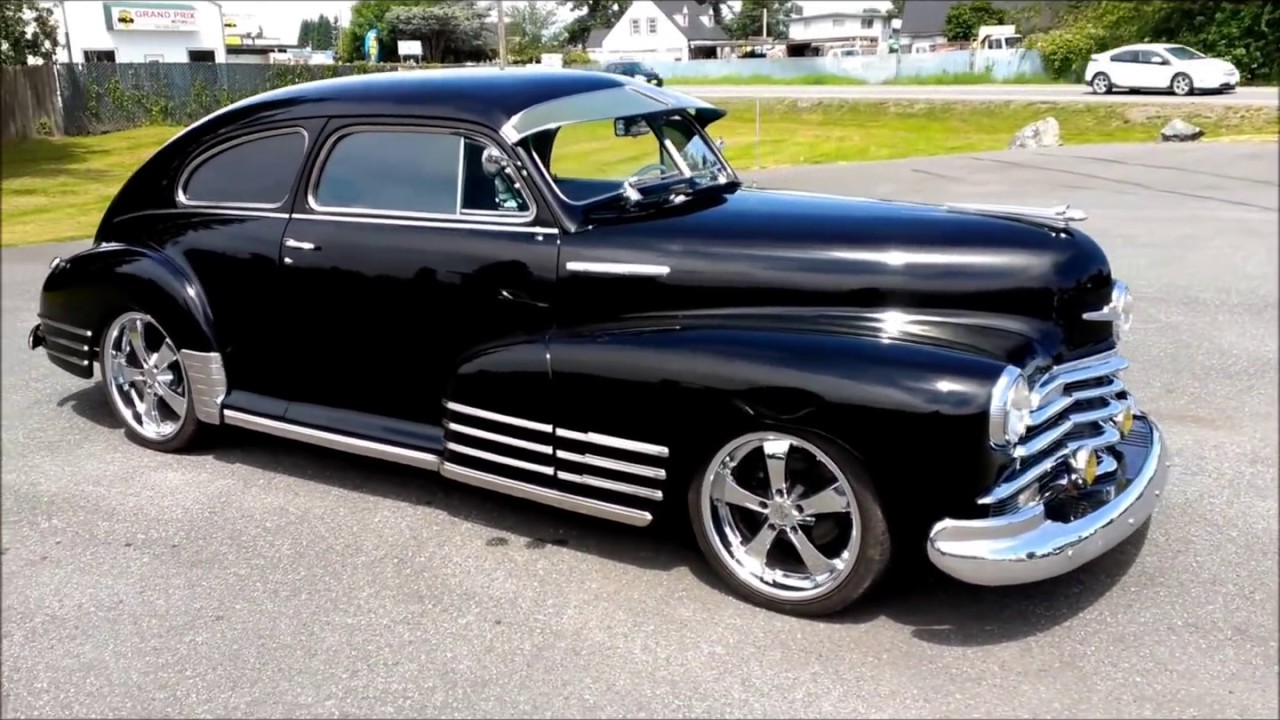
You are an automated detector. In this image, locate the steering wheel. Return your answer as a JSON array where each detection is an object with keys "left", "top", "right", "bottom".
[{"left": 628, "top": 163, "right": 669, "bottom": 181}]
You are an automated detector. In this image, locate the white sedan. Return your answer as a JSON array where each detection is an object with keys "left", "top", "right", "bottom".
[{"left": 1085, "top": 43, "right": 1240, "bottom": 96}]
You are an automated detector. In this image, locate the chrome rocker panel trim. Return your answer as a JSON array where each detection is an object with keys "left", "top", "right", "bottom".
[
  {"left": 926, "top": 415, "right": 1170, "bottom": 586},
  {"left": 223, "top": 409, "right": 656, "bottom": 528}
]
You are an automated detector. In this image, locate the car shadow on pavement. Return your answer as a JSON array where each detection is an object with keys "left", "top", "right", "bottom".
[{"left": 58, "top": 383, "right": 1152, "bottom": 647}]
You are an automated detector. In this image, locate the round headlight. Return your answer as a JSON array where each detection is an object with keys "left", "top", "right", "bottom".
[{"left": 989, "top": 366, "right": 1034, "bottom": 449}]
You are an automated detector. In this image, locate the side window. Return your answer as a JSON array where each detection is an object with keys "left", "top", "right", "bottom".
[
  {"left": 313, "top": 129, "right": 461, "bottom": 215},
  {"left": 180, "top": 129, "right": 307, "bottom": 207},
  {"left": 1111, "top": 51, "right": 1137, "bottom": 63},
  {"left": 311, "top": 128, "right": 531, "bottom": 218}
]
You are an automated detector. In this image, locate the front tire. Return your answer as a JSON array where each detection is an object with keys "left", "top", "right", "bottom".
[
  {"left": 1172, "top": 72, "right": 1194, "bottom": 96},
  {"left": 688, "top": 429, "right": 891, "bottom": 616},
  {"left": 100, "top": 311, "right": 203, "bottom": 452}
]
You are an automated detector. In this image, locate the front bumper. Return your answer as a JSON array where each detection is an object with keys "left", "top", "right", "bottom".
[{"left": 927, "top": 414, "right": 1171, "bottom": 586}]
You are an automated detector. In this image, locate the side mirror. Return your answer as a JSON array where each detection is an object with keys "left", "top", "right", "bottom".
[
  {"left": 1151, "top": 56, "right": 1166, "bottom": 64},
  {"left": 480, "top": 146, "right": 511, "bottom": 178},
  {"left": 614, "top": 117, "right": 652, "bottom": 137},
  {"left": 716, "top": 136, "right": 726, "bottom": 150}
]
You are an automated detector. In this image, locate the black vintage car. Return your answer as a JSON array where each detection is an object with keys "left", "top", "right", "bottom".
[
  {"left": 28, "top": 69, "right": 1171, "bottom": 617},
  {"left": 602, "top": 60, "right": 664, "bottom": 86}
]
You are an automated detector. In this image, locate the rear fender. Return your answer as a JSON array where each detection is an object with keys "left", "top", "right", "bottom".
[
  {"left": 39, "top": 243, "right": 219, "bottom": 371},
  {"left": 549, "top": 325, "right": 1010, "bottom": 525}
]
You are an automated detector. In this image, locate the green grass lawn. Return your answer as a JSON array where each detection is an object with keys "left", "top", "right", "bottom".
[
  {"left": 3, "top": 100, "right": 1277, "bottom": 246},
  {"left": 667, "top": 70, "right": 1060, "bottom": 86}
]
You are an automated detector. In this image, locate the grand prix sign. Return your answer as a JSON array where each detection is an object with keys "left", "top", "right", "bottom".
[{"left": 109, "top": 4, "right": 200, "bottom": 32}]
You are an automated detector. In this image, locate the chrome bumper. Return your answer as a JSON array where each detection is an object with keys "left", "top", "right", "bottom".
[{"left": 927, "top": 415, "right": 1171, "bottom": 586}]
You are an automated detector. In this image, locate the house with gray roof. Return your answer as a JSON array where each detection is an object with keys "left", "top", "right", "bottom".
[{"left": 587, "top": 0, "right": 732, "bottom": 62}]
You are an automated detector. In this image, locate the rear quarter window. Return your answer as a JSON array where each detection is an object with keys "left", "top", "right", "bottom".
[{"left": 180, "top": 129, "right": 308, "bottom": 207}]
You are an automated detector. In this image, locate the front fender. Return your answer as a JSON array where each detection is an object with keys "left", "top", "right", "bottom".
[
  {"left": 549, "top": 324, "right": 1011, "bottom": 524},
  {"left": 40, "top": 243, "right": 219, "bottom": 364}
]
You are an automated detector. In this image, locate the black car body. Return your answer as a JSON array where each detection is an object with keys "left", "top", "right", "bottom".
[
  {"left": 602, "top": 60, "right": 664, "bottom": 86},
  {"left": 28, "top": 68, "right": 1171, "bottom": 616}
]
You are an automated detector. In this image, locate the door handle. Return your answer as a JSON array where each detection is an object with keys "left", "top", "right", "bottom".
[{"left": 283, "top": 238, "right": 317, "bottom": 251}]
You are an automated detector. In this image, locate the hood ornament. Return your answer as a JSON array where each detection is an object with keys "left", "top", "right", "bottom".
[{"left": 943, "top": 202, "right": 1088, "bottom": 229}]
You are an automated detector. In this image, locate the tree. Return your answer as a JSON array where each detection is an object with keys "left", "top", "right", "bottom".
[
  {"left": 943, "top": 1, "right": 1009, "bottom": 42},
  {"left": 505, "top": 2, "right": 564, "bottom": 63},
  {"left": 558, "top": 0, "right": 630, "bottom": 47},
  {"left": 337, "top": 0, "right": 442, "bottom": 62},
  {"left": 728, "top": 0, "right": 796, "bottom": 41},
  {"left": 887, "top": 0, "right": 905, "bottom": 19},
  {"left": 0, "top": 0, "right": 60, "bottom": 65},
  {"left": 385, "top": 2, "right": 490, "bottom": 64}
]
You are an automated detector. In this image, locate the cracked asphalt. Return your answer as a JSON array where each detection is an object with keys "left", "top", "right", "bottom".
[{"left": 3, "top": 142, "right": 1277, "bottom": 718}]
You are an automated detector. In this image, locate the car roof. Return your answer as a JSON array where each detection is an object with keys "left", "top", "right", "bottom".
[
  {"left": 1108, "top": 43, "right": 1183, "bottom": 52},
  {"left": 180, "top": 68, "right": 670, "bottom": 141}
]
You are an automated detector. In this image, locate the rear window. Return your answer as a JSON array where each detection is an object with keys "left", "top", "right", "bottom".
[{"left": 180, "top": 129, "right": 307, "bottom": 207}]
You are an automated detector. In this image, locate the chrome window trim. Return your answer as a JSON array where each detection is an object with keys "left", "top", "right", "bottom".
[
  {"left": 176, "top": 127, "right": 309, "bottom": 210},
  {"left": 293, "top": 213, "right": 557, "bottom": 235},
  {"left": 306, "top": 125, "right": 538, "bottom": 225}
]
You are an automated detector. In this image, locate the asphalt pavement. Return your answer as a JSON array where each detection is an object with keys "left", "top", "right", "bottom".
[
  {"left": 679, "top": 83, "right": 1280, "bottom": 106},
  {"left": 2, "top": 143, "right": 1277, "bottom": 718}
]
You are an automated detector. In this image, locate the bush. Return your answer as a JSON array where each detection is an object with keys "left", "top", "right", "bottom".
[
  {"left": 1028, "top": 27, "right": 1105, "bottom": 82},
  {"left": 561, "top": 49, "right": 591, "bottom": 67}
]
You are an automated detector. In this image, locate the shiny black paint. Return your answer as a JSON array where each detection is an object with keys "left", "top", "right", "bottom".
[{"left": 36, "top": 69, "right": 1120, "bottom": 526}]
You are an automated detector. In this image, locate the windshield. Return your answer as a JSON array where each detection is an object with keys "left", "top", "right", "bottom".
[
  {"left": 618, "top": 62, "right": 653, "bottom": 73},
  {"left": 534, "top": 110, "right": 735, "bottom": 209},
  {"left": 1163, "top": 45, "right": 1205, "bottom": 60}
]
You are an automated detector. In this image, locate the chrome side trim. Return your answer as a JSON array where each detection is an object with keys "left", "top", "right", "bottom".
[
  {"left": 45, "top": 347, "right": 89, "bottom": 366},
  {"left": 443, "top": 401, "right": 554, "bottom": 433},
  {"left": 943, "top": 202, "right": 1088, "bottom": 229},
  {"left": 115, "top": 208, "right": 293, "bottom": 223},
  {"left": 38, "top": 317, "right": 92, "bottom": 337},
  {"left": 45, "top": 334, "right": 90, "bottom": 353},
  {"left": 445, "top": 420, "right": 553, "bottom": 455},
  {"left": 555, "top": 449, "right": 666, "bottom": 480},
  {"left": 447, "top": 443, "right": 555, "bottom": 476},
  {"left": 555, "top": 428, "right": 669, "bottom": 458},
  {"left": 222, "top": 410, "right": 442, "bottom": 471},
  {"left": 441, "top": 462, "right": 653, "bottom": 527},
  {"left": 292, "top": 213, "right": 556, "bottom": 235},
  {"left": 180, "top": 350, "right": 227, "bottom": 425},
  {"left": 556, "top": 470, "right": 664, "bottom": 501},
  {"left": 565, "top": 262, "right": 671, "bottom": 277},
  {"left": 177, "top": 127, "right": 309, "bottom": 210}
]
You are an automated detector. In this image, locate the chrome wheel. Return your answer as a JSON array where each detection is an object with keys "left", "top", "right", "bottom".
[
  {"left": 104, "top": 312, "right": 188, "bottom": 443},
  {"left": 1091, "top": 74, "right": 1111, "bottom": 94},
  {"left": 700, "top": 432, "right": 861, "bottom": 602},
  {"left": 1172, "top": 73, "right": 1193, "bottom": 96}
]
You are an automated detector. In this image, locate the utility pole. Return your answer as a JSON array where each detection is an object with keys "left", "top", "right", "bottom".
[
  {"left": 761, "top": 7, "right": 767, "bottom": 40},
  {"left": 496, "top": 0, "right": 507, "bottom": 69}
]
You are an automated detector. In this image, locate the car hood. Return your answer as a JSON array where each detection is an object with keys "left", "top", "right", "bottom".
[{"left": 564, "top": 188, "right": 1116, "bottom": 362}]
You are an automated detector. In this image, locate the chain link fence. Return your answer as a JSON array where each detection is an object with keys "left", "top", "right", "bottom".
[{"left": 55, "top": 62, "right": 414, "bottom": 136}]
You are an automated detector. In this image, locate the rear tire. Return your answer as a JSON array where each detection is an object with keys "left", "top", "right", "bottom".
[
  {"left": 100, "top": 311, "right": 203, "bottom": 452},
  {"left": 688, "top": 428, "right": 891, "bottom": 617},
  {"left": 1090, "top": 72, "right": 1113, "bottom": 94}
]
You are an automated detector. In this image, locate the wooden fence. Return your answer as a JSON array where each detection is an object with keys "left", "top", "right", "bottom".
[{"left": 1, "top": 65, "right": 64, "bottom": 141}]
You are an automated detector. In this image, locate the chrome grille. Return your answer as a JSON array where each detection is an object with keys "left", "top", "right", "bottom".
[{"left": 981, "top": 349, "right": 1131, "bottom": 516}]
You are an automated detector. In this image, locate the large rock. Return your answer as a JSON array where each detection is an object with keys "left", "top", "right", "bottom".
[
  {"left": 1160, "top": 118, "right": 1205, "bottom": 143},
  {"left": 1009, "top": 117, "right": 1062, "bottom": 149}
]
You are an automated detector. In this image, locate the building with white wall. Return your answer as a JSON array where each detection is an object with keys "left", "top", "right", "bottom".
[
  {"left": 588, "top": 0, "right": 730, "bottom": 63},
  {"left": 46, "top": 0, "right": 227, "bottom": 63},
  {"left": 787, "top": 0, "right": 894, "bottom": 54}
]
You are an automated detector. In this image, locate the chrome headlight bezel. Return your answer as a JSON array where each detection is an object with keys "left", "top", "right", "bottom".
[{"left": 989, "top": 365, "right": 1033, "bottom": 450}]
